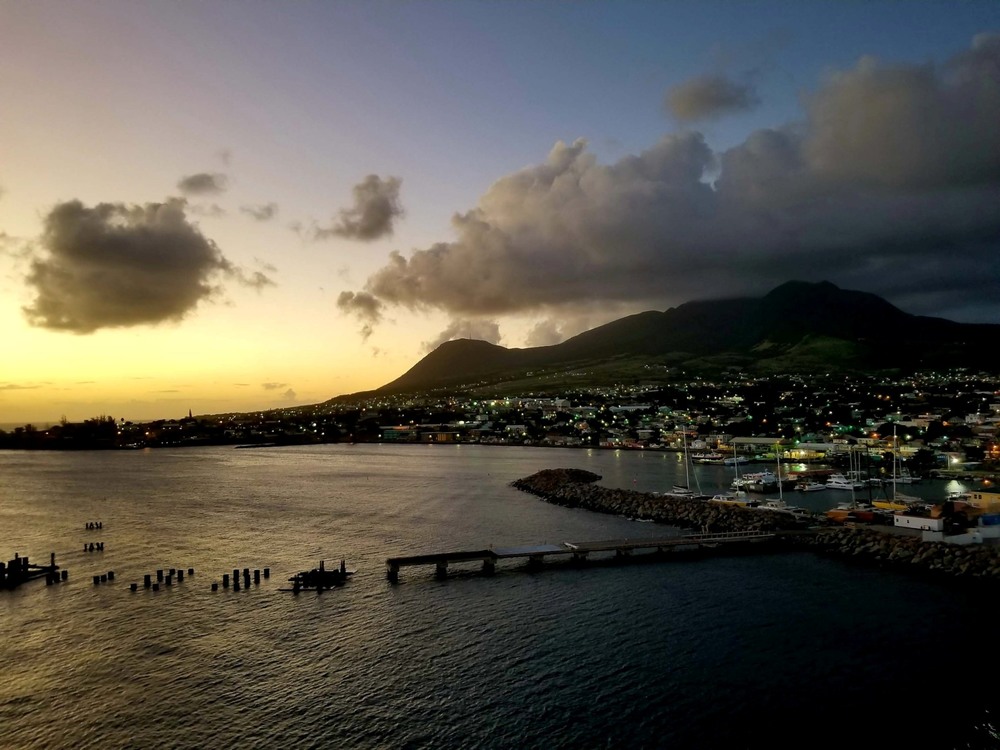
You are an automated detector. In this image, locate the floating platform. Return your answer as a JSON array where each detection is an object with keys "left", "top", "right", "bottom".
[
  {"left": 281, "top": 559, "right": 356, "bottom": 592},
  {"left": 2, "top": 553, "right": 62, "bottom": 590}
]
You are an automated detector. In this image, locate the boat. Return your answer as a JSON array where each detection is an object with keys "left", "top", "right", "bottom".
[
  {"left": 709, "top": 493, "right": 760, "bottom": 507},
  {"left": 825, "top": 473, "right": 866, "bottom": 491},
  {"left": 737, "top": 470, "right": 778, "bottom": 493},
  {"left": 723, "top": 456, "right": 750, "bottom": 465},
  {"left": 756, "top": 499, "right": 813, "bottom": 519},
  {"left": 889, "top": 467, "right": 922, "bottom": 484},
  {"left": 796, "top": 482, "right": 827, "bottom": 492},
  {"left": 872, "top": 426, "right": 922, "bottom": 511},
  {"left": 694, "top": 452, "right": 725, "bottom": 464},
  {"left": 660, "top": 432, "right": 709, "bottom": 499}
]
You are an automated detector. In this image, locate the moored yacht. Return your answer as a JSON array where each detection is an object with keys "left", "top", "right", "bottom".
[{"left": 825, "top": 473, "right": 865, "bottom": 491}]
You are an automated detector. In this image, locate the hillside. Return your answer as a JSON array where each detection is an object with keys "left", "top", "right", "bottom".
[{"left": 347, "top": 281, "right": 1000, "bottom": 398}]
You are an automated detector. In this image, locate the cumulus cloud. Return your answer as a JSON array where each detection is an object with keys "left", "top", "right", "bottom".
[
  {"left": 525, "top": 320, "right": 565, "bottom": 347},
  {"left": 666, "top": 74, "right": 759, "bottom": 121},
  {"left": 341, "top": 34, "right": 1000, "bottom": 330},
  {"left": 336, "top": 290, "right": 385, "bottom": 340},
  {"left": 240, "top": 202, "right": 278, "bottom": 221},
  {"left": 187, "top": 203, "right": 227, "bottom": 218},
  {"left": 422, "top": 319, "right": 501, "bottom": 353},
  {"left": 23, "top": 198, "right": 274, "bottom": 333},
  {"left": 317, "top": 175, "right": 403, "bottom": 241},
  {"left": 177, "top": 172, "right": 228, "bottom": 195}
]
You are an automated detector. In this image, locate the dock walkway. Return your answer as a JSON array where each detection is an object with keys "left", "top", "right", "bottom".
[{"left": 385, "top": 530, "right": 782, "bottom": 582}]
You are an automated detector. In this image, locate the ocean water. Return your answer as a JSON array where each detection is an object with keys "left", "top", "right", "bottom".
[{"left": 0, "top": 444, "right": 997, "bottom": 750}]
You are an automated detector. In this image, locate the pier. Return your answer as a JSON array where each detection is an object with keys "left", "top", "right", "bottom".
[{"left": 385, "top": 530, "right": 782, "bottom": 582}]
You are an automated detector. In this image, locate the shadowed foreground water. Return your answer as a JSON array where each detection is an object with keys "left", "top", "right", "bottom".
[{"left": 1, "top": 444, "right": 998, "bottom": 749}]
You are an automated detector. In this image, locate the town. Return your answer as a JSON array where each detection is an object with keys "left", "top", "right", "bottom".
[{"left": 3, "top": 367, "right": 999, "bottom": 480}]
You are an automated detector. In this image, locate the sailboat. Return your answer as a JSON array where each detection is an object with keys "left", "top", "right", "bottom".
[
  {"left": 661, "top": 431, "right": 706, "bottom": 499},
  {"left": 872, "top": 427, "right": 921, "bottom": 511},
  {"left": 756, "top": 446, "right": 811, "bottom": 517},
  {"left": 710, "top": 445, "right": 755, "bottom": 505}
]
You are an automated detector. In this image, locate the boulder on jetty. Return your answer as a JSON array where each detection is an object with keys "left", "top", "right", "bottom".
[{"left": 510, "top": 469, "right": 805, "bottom": 533}]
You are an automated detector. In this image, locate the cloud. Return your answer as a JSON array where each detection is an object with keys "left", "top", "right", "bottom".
[
  {"left": 187, "top": 203, "right": 227, "bottom": 218},
  {"left": 177, "top": 172, "right": 228, "bottom": 195},
  {"left": 240, "top": 202, "right": 278, "bottom": 221},
  {"left": 282, "top": 388, "right": 296, "bottom": 400},
  {"left": 422, "top": 319, "right": 501, "bottom": 353},
  {"left": 337, "top": 290, "right": 385, "bottom": 340},
  {"left": 525, "top": 320, "right": 565, "bottom": 347},
  {"left": 666, "top": 74, "right": 759, "bottom": 121},
  {"left": 262, "top": 382, "right": 288, "bottom": 390},
  {"left": 316, "top": 175, "right": 403, "bottom": 241},
  {"left": 23, "top": 198, "right": 274, "bottom": 333},
  {"left": 0, "top": 383, "right": 41, "bottom": 391},
  {"left": 341, "top": 34, "right": 1000, "bottom": 329}
]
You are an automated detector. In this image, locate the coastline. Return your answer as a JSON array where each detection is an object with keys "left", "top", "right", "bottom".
[{"left": 511, "top": 468, "right": 1000, "bottom": 583}]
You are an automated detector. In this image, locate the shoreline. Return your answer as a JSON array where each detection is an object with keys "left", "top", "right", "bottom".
[{"left": 511, "top": 468, "right": 1000, "bottom": 583}]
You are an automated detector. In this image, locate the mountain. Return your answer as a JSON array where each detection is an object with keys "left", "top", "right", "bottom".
[{"left": 368, "top": 281, "right": 1000, "bottom": 396}]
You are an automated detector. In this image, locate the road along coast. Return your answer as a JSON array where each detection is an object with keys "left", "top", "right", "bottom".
[{"left": 511, "top": 469, "right": 1000, "bottom": 582}]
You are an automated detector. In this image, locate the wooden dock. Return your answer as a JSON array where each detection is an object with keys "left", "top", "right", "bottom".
[{"left": 385, "top": 530, "right": 782, "bottom": 582}]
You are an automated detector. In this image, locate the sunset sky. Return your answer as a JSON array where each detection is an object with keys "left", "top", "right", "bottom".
[{"left": 2, "top": 1, "right": 999, "bottom": 424}]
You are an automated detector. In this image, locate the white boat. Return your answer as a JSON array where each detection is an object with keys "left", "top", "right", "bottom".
[
  {"left": 694, "top": 452, "right": 724, "bottom": 464},
  {"left": 825, "top": 473, "right": 865, "bottom": 491},
  {"left": 723, "top": 456, "right": 750, "bottom": 465},
  {"left": 661, "top": 432, "right": 708, "bottom": 499},
  {"left": 756, "top": 499, "right": 813, "bottom": 518},
  {"left": 709, "top": 493, "right": 759, "bottom": 507},
  {"left": 796, "top": 482, "right": 827, "bottom": 492}
]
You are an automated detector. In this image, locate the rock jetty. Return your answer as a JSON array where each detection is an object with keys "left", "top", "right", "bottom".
[
  {"left": 511, "top": 468, "right": 1000, "bottom": 582},
  {"left": 799, "top": 526, "right": 1000, "bottom": 581},
  {"left": 510, "top": 468, "right": 805, "bottom": 533}
]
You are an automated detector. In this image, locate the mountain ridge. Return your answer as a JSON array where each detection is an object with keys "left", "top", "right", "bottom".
[{"left": 334, "top": 281, "right": 1000, "bottom": 400}]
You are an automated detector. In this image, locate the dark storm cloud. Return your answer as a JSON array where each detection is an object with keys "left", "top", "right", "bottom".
[
  {"left": 666, "top": 74, "right": 759, "bottom": 121},
  {"left": 421, "top": 319, "right": 501, "bottom": 353},
  {"left": 343, "top": 34, "right": 1000, "bottom": 329},
  {"left": 23, "top": 198, "right": 274, "bottom": 333},
  {"left": 240, "top": 203, "right": 279, "bottom": 221},
  {"left": 177, "top": 172, "right": 228, "bottom": 195},
  {"left": 317, "top": 175, "right": 403, "bottom": 241}
]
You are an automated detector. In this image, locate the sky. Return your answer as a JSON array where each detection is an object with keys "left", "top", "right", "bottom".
[{"left": 2, "top": 1, "right": 999, "bottom": 424}]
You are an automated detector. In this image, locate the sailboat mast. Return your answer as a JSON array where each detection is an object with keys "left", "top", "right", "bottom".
[
  {"left": 683, "top": 430, "right": 690, "bottom": 489},
  {"left": 776, "top": 442, "right": 783, "bottom": 501}
]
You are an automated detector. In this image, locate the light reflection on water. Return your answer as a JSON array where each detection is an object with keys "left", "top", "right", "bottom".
[{"left": 0, "top": 444, "right": 996, "bottom": 749}]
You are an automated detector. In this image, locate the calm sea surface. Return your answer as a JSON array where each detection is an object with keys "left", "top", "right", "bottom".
[{"left": 1, "top": 444, "right": 997, "bottom": 750}]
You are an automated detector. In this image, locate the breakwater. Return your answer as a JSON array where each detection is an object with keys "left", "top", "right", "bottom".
[
  {"left": 511, "top": 468, "right": 1000, "bottom": 582},
  {"left": 511, "top": 468, "right": 806, "bottom": 533}
]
